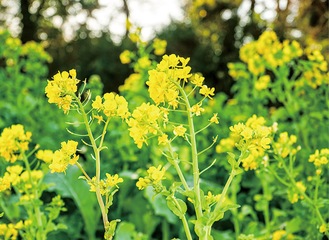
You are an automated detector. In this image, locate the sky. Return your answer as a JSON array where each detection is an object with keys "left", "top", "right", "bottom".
[
  {"left": 93, "top": 0, "right": 185, "bottom": 42},
  {"left": 1, "top": 0, "right": 298, "bottom": 42}
]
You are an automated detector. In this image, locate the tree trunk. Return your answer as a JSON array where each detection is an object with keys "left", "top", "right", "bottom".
[{"left": 20, "top": 0, "right": 38, "bottom": 42}]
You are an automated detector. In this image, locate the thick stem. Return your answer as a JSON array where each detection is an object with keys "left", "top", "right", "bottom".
[
  {"left": 166, "top": 141, "right": 190, "bottom": 191},
  {"left": 178, "top": 85, "right": 203, "bottom": 220},
  {"left": 172, "top": 197, "right": 193, "bottom": 240},
  {"left": 76, "top": 98, "right": 109, "bottom": 228}
]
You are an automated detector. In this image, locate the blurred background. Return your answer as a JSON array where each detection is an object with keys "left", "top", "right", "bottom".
[
  {"left": 1, "top": 0, "right": 328, "bottom": 95},
  {"left": 0, "top": 1, "right": 328, "bottom": 239}
]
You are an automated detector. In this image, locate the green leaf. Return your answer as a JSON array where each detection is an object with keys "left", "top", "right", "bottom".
[
  {"left": 209, "top": 203, "right": 240, "bottom": 223},
  {"left": 286, "top": 217, "right": 303, "bottom": 233},
  {"left": 105, "top": 219, "right": 121, "bottom": 240},
  {"left": 44, "top": 165, "right": 99, "bottom": 240},
  {"left": 114, "top": 221, "right": 136, "bottom": 240},
  {"left": 166, "top": 197, "right": 187, "bottom": 219},
  {"left": 145, "top": 187, "right": 177, "bottom": 223},
  {"left": 227, "top": 152, "right": 237, "bottom": 169},
  {"left": 194, "top": 217, "right": 213, "bottom": 240}
]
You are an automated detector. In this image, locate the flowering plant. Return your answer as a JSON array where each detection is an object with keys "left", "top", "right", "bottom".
[{"left": 0, "top": 124, "right": 66, "bottom": 240}]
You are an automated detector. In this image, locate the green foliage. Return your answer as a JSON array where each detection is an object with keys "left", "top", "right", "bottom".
[
  {"left": 44, "top": 166, "right": 100, "bottom": 240},
  {"left": 1, "top": 28, "right": 328, "bottom": 240},
  {"left": 0, "top": 29, "right": 72, "bottom": 149}
]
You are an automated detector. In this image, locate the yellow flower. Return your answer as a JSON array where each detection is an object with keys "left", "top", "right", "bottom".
[
  {"left": 255, "top": 75, "right": 271, "bottom": 90},
  {"left": 119, "top": 73, "right": 142, "bottom": 92},
  {"left": 191, "top": 73, "right": 205, "bottom": 87},
  {"left": 147, "top": 69, "right": 179, "bottom": 106},
  {"left": 296, "top": 181, "right": 306, "bottom": 193},
  {"left": 105, "top": 173, "right": 124, "bottom": 188},
  {"left": 228, "top": 115, "right": 273, "bottom": 170},
  {"left": 0, "top": 223, "right": 18, "bottom": 240},
  {"left": 0, "top": 174, "right": 11, "bottom": 192},
  {"left": 146, "top": 54, "right": 192, "bottom": 107},
  {"left": 45, "top": 69, "right": 79, "bottom": 113},
  {"left": 0, "top": 124, "right": 32, "bottom": 163},
  {"left": 119, "top": 50, "right": 131, "bottom": 64},
  {"left": 320, "top": 223, "right": 327, "bottom": 233},
  {"left": 93, "top": 93, "right": 130, "bottom": 119},
  {"left": 134, "top": 56, "right": 151, "bottom": 72},
  {"left": 158, "top": 134, "right": 169, "bottom": 145},
  {"left": 173, "top": 125, "right": 187, "bottom": 137},
  {"left": 127, "top": 103, "right": 162, "bottom": 148},
  {"left": 35, "top": 149, "right": 54, "bottom": 163},
  {"left": 93, "top": 114, "right": 104, "bottom": 124},
  {"left": 156, "top": 54, "right": 180, "bottom": 72},
  {"left": 191, "top": 103, "right": 205, "bottom": 116},
  {"left": 199, "top": 85, "right": 215, "bottom": 99},
  {"left": 273, "top": 132, "right": 299, "bottom": 158},
  {"left": 241, "top": 153, "right": 258, "bottom": 171},
  {"left": 205, "top": 191, "right": 221, "bottom": 205},
  {"left": 147, "top": 165, "right": 166, "bottom": 183},
  {"left": 272, "top": 230, "right": 294, "bottom": 240},
  {"left": 309, "top": 148, "right": 329, "bottom": 167},
  {"left": 210, "top": 113, "right": 219, "bottom": 124},
  {"left": 49, "top": 140, "right": 79, "bottom": 173},
  {"left": 153, "top": 38, "right": 167, "bottom": 56},
  {"left": 216, "top": 138, "right": 235, "bottom": 153},
  {"left": 6, "top": 165, "right": 23, "bottom": 175},
  {"left": 136, "top": 177, "right": 151, "bottom": 190},
  {"left": 92, "top": 95, "right": 103, "bottom": 111}
]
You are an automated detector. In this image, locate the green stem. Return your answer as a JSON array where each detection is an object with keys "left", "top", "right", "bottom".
[
  {"left": 230, "top": 178, "right": 241, "bottom": 239},
  {"left": 211, "top": 168, "right": 237, "bottom": 222},
  {"left": 165, "top": 141, "right": 190, "bottom": 191},
  {"left": 178, "top": 84, "right": 203, "bottom": 220},
  {"left": 161, "top": 220, "right": 169, "bottom": 240},
  {"left": 259, "top": 174, "right": 271, "bottom": 238},
  {"left": 172, "top": 197, "right": 193, "bottom": 240},
  {"left": 22, "top": 153, "right": 44, "bottom": 240},
  {"left": 75, "top": 97, "right": 109, "bottom": 228},
  {"left": 210, "top": 152, "right": 245, "bottom": 226},
  {"left": 279, "top": 157, "right": 327, "bottom": 234}
]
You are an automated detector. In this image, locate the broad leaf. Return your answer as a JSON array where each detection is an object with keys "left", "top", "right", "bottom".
[{"left": 44, "top": 165, "right": 99, "bottom": 240}]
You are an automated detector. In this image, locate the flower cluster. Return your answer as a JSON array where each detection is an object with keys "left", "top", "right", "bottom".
[
  {"left": 228, "top": 115, "right": 273, "bottom": 170},
  {"left": 255, "top": 75, "right": 271, "bottom": 91},
  {"left": 272, "top": 230, "right": 294, "bottom": 240},
  {"left": 0, "top": 164, "right": 44, "bottom": 203},
  {"left": 204, "top": 191, "right": 221, "bottom": 207},
  {"left": 0, "top": 165, "right": 23, "bottom": 192},
  {"left": 37, "top": 140, "right": 79, "bottom": 173},
  {"left": 239, "top": 31, "right": 303, "bottom": 74},
  {"left": 147, "top": 54, "right": 215, "bottom": 107},
  {"left": 86, "top": 174, "right": 123, "bottom": 195},
  {"left": 297, "top": 49, "right": 329, "bottom": 89},
  {"left": 152, "top": 38, "right": 167, "bottom": 56},
  {"left": 0, "top": 222, "right": 19, "bottom": 240},
  {"left": 136, "top": 165, "right": 166, "bottom": 190},
  {"left": 288, "top": 181, "right": 306, "bottom": 204},
  {"left": 273, "top": 132, "right": 300, "bottom": 158},
  {"left": 45, "top": 69, "right": 79, "bottom": 113},
  {"left": 126, "top": 103, "right": 162, "bottom": 148},
  {"left": 118, "top": 73, "right": 142, "bottom": 92},
  {"left": 92, "top": 92, "right": 130, "bottom": 121},
  {"left": 308, "top": 149, "right": 329, "bottom": 175},
  {"left": 119, "top": 50, "right": 132, "bottom": 64},
  {"left": 0, "top": 124, "right": 31, "bottom": 163}
]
